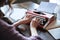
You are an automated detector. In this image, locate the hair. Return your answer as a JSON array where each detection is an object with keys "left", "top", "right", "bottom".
[
  {"left": 0, "top": 0, "right": 14, "bottom": 18},
  {"left": 0, "top": 0, "right": 13, "bottom": 8}
]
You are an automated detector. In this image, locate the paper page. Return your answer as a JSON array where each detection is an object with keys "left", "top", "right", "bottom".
[
  {"left": 48, "top": 28, "right": 60, "bottom": 39},
  {"left": 1, "top": 5, "right": 9, "bottom": 14},
  {"left": 37, "top": 2, "right": 57, "bottom": 13},
  {"left": 10, "top": 8, "right": 27, "bottom": 21}
]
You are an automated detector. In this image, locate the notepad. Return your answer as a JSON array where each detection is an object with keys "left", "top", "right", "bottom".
[
  {"left": 48, "top": 28, "right": 60, "bottom": 39},
  {"left": 10, "top": 8, "right": 27, "bottom": 21}
]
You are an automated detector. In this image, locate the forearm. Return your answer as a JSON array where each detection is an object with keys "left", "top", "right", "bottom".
[
  {"left": 12, "top": 19, "right": 31, "bottom": 27},
  {"left": 28, "top": 17, "right": 43, "bottom": 40},
  {"left": 30, "top": 21, "right": 38, "bottom": 36},
  {"left": 30, "top": 26, "right": 38, "bottom": 36}
]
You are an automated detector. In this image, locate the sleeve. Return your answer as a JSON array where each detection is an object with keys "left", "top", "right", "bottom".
[{"left": 0, "top": 19, "right": 27, "bottom": 40}]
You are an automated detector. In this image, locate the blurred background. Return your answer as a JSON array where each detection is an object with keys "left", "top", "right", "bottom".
[{"left": 15, "top": 0, "right": 49, "bottom": 4}]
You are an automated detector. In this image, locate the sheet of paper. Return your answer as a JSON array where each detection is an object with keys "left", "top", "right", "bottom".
[
  {"left": 37, "top": 2, "right": 57, "bottom": 13},
  {"left": 48, "top": 28, "right": 60, "bottom": 39},
  {"left": 10, "top": 8, "right": 27, "bottom": 21}
]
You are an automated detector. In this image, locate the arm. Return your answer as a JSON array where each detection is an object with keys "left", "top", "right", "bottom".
[
  {"left": 0, "top": 18, "right": 42, "bottom": 40},
  {"left": 30, "top": 17, "right": 39, "bottom": 36},
  {"left": 29, "top": 17, "right": 42, "bottom": 40},
  {"left": 30, "top": 23, "right": 38, "bottom": 36},
  {"left": 12, "top": 13, "right": 36, "bottom": 27},
  {"left": 12, "top": 18, "right": 31, "bottom": 27}
]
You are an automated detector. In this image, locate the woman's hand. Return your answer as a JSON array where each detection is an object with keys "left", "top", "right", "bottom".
[{"left": 30, "top": 17, "right": 40, "bottom": 28}]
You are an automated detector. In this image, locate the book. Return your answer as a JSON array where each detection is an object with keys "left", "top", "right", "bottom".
[{"left": 36, "top": 1, "right": 57, "bottom": 13}]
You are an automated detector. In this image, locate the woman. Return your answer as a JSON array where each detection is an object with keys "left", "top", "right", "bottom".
[{"left": 0, "top": 0, "right": 42, "bottom": 40}]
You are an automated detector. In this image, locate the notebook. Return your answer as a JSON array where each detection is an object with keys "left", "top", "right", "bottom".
[
  {"left": 48, "top": 28, "right": 60, "bottom": 39},
  {"left": 9, "top": 8, "right": 27, "bottom": 22}
]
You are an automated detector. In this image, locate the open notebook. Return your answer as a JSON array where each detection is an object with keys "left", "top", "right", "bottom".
[
  {"left": 9, "top": 8, "right": 27, "bottom": 22},
  {"left": 1, "top": 6, "right": 27, "bottom": 22},
  {"left": 48, "top": 28, "right": 60, "bottom": 39},
  {"left": 1, "top": 5, "right": 27, "bottom": 22}
]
